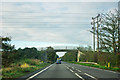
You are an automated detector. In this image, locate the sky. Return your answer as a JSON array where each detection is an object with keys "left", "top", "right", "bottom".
[
  {"left": 1, "top": 0, "right": 119, "bottom": 2},
  {"left": 0, "top": 0, "right": 118, "bottom": 56},
  {"left": 56, "top": 52, "right": 67, "bottom": 57}
]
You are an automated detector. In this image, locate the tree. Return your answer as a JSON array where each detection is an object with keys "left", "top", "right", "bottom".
[
  {"left": 90, "top": 9, "right": 119, "bottom": 53},
  {"left": 100, "top": 9, "right": 119, "bottom": 53},
  {"left": 77, "top": 46, "right": 92, "bottom": 52},
  {"left": 1, "top": 36, "right": 16, "bottom": 67},
  {"left": 1, "top": 37, "right": 15, "bottom": 52},
  {"left": 46, "top": 46, "right": 56, "bottom": 63},
  {"left": 62, "top": 51, "right": 77, "bottom": 62}
]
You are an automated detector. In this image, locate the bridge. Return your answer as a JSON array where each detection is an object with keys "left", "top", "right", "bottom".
[
  {"left": 54, "top": 48, "right": 83, "bottom": 62},
  {"left": 38, "top": 46, "right": 84, "bottom": 62},
  {"left": 55, "top": 49, "right": 83, "bottom": 62}
]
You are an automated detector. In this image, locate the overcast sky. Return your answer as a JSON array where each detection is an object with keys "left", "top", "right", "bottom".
[{"left": 1, "top": 1, "right": 118, "bottom": 51}]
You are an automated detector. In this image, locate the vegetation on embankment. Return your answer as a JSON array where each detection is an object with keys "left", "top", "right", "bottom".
[
  {"left": 1, "top": 37, "right": 58, "bottom": 68},
  {"left": 78, "top": 51, "right": 119, "bottom": 67},
  {"left": 62, "top": 51, "right": 120, "bottom": 72},
  {"left": 1, "top": 37, "right": 58, "bottom": 78},
  {"left": 2, "top": 59, "right": 50, "bottom": 78},
  {"left": 68, "top": 61, "right": 120, "bottom": 72},
  {"left": 62, "top": 44, "right": 120, "bottom": 69},
  {"left": 62, "top": 46, "right": 120, "bottom": 72}
]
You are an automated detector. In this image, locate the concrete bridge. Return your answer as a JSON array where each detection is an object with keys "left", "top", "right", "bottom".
[
  {"left": 54, "top": 48, "right": 83, "bottom": 62},
  {"left": 38, "top": 46, "right": 84, "bottom": 62}
]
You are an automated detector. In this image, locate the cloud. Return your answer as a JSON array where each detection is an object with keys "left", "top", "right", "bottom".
[{"left": 1, "top": 2, "right": 118, "bottom": 48}]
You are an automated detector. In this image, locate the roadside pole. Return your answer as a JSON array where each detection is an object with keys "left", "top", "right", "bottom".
[
  {"left": 96, "top": 14, "right": 100, "bottom": 52},
  {"left": 91, "top": 17, "right": 96, "bottom": 52}
]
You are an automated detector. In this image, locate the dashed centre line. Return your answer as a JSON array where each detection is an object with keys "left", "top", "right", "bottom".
[
  {"left": 69, "top": 69, "right": 74, "bottom": 72},
  {"left": 75, "top": 73, "right": 85, "bottom": 80},
  {"left": 72, "top": 67, "right": 74, "bottom": 69},
  {"left": 84, "top": 73, "right": 97, "bottom": 80},
  {"left": 65, "top": 65, "right": 85, "bottom": 80},
  {"left": 76, "top": 69, "right": 82, "bottom": 72},
  {"left": 65, "top": 65, "right": 98, "bottom": 80},
  {"left": 65, "top": 65, "right": 69, "bottom": 69}
]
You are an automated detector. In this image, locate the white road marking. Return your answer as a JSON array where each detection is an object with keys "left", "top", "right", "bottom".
[
  {"left": 104, "top": 70, "right": 116, "bottom": 73},
  {"left": 84, "top": 73, "right": 97, "bottom": 80},
  {"left": 91, "top": 67, "right": 101, "bottom": 70},
  {"left": 65, "top": 65, "right": 70, "bottom": 70},
  {"left": 65, "top": 66, "right": 74, "bottom": 73},
  {"left": 77, "top": 69, "right": 81, "bottom": 72},
  {"left": 66, "top": 66, "right": 69, "bottom": 69},
  {"left": 65, "top": 65, "right": 68, "bottom": 67},
  {"left": 75, "top": 73, "right": 85, "bottom": 80},
  {"left": 69, "top": 69, "right": 74, "bottom": 72},
  {"left": 26, "top": 64, "right": 53, "bottom": 80},
  {"left": 67, "top": 67, "right": 69, "bottom": 69},
  {"left": 90, "top": 67, "right": 116, "bottom": 73},
  {"left": 72, "top": 67, "right": 74, "bottom": 69}
]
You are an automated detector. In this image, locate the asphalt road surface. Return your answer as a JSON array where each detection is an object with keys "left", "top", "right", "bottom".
[{"left": 26, "top": 62, "right": 120, "bottom": 80}]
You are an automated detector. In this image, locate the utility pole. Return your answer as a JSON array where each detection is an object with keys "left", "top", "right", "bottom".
[
  {"left": 91, "top": 14, "right": 100, "bottom": 52},
  {"left": 96, "top": 14, "right": 100, "bottom": 52},
  {"left": 66, "top": 46, "right": 67, "bottom": 50},
  {"left": 91, "top": 17, "right": 96, "bottom": 52}
]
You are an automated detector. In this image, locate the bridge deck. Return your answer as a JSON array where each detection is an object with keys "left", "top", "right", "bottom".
[{"left": 54, "top": 49, "right": 77, "bottom": 52}]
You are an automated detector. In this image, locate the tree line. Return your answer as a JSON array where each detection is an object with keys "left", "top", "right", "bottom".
[{"left": 1, "top": 37, "right": 58, "bottom": 67}]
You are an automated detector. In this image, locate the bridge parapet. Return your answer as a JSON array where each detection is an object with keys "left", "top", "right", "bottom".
[{"left": 54, "top": 49, "right": 78, "bottom": 52}]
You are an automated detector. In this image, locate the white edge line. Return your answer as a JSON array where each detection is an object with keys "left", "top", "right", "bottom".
[
  {"left": 26, "top": 64, "right": 53, "bottom": 80},
  {"left": 104, "top": 70, "right": 116, "bottom": 73},
  {"left": 75, "top": 73, "right": 85, "bottom": 80},
  {"left": 90, "top": 67, "right": 116, "bottom": 73},
  {"left": 84, "top": 73, "right": 97, "bottom": 80}
]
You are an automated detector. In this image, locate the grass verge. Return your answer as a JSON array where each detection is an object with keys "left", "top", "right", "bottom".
[
  {"left": 68, "top": 61, "right": 120, "bottom": 72},
  {"left": 2, "top": 59, "right": 50, "bottom": 78}
]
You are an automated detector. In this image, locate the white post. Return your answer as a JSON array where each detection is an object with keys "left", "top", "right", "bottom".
[{"left": 77, "top": 50, "right": 81, "bottom": 62}]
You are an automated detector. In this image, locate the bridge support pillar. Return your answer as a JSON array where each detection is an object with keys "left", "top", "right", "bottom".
[{"left": 77, "top": 50, "right": 81, "bottom": 62}]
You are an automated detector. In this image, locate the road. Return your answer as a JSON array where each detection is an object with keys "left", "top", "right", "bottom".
[{"left": 26, "top": 62, "right": 120, "bottom": 80}]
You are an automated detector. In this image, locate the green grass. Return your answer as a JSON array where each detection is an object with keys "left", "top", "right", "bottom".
[
  {"left": 2, "top": 59, "right": 50, "bottom": 78},
  {"left": 68, "top": 61, "right": 120, "bottom": 72}
]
